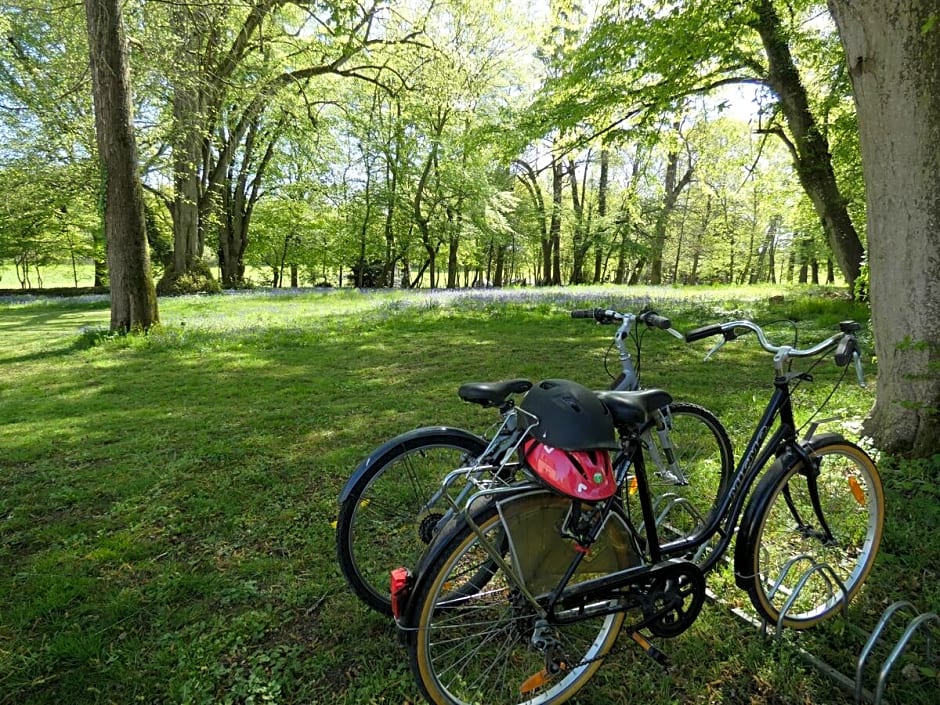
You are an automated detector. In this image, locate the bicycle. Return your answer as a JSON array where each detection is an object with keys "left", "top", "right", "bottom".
[
  {"left": 396, "top": 319, "right": 883, "bottom": 705},
  {"left": 335, "top": 307, "right": 733, "bottom": 615}
]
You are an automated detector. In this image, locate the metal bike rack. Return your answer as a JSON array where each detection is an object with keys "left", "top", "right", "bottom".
[
  {"left": 716, "top": 557, "right": 939, "bottom": 705},
  {"left": 853, "top": 601, "right": 939, "bottom": 705},
  {"left": 763, "top": 555, "right": 849, "bottom": 637}
]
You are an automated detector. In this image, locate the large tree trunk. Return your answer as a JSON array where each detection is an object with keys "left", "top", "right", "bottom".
[
  {"left": 84, "top": 0, "right": 158, "bottom": 333},
  {"left": 827, "top": 0, "right": 940, "bottom": 457},
  {"left": 749, "top": 0, "right": 864, "bottom": 289}
]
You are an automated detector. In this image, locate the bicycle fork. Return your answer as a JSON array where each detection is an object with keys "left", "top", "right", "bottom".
[
  {"left": 782, "top": 445, "right": 836, "bottom": 545},
  {"left": 646, "top": 408, "right": 690, "bottom": 485}
]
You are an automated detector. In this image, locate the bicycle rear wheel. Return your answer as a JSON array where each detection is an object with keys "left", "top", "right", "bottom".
[
  {"left": 633, "top": 402, "right": 733, "bottom": 557},
  {"left": 738, "top": 436, "right": 884, "bottom": 629},
  {"left": 336, "top": 429, "right": 487, "bottom": 615},
  {"left": 409, "top": 499, "right": 625, "bottom": 705}
]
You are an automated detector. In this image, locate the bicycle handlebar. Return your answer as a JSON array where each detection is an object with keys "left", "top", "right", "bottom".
[
  {"left": 570, "top": 307, "right": 672, "bottom": 330},
  {"left": 685, "top": 319, "right": 866, "bottom": 385}
]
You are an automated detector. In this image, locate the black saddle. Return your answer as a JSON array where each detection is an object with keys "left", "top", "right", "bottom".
[
  {"left": 458, "top": 379, "right": 533, "bottom": 408},
  {"left": 596, "top": 389, "right": 673, "bottom": 429}
]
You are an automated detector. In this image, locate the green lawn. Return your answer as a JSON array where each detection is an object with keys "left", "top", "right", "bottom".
[{"left": 1, "top": 286, "right": 936, "bottom": 704}]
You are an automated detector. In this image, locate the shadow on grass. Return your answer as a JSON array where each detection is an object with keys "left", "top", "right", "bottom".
[{"left": 0, "top": 298, "right": 905, "bottom": 705}]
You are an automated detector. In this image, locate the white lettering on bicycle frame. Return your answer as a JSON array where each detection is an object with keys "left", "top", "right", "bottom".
[{"left": 731, "top": 424, "right": 771, "bottom": 500}]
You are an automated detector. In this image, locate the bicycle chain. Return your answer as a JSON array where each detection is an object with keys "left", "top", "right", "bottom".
[{"left": 545, "top": 566, "right": 705, "bottom": 671}]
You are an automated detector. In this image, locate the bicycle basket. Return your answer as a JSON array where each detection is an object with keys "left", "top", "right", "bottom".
[{"left": 497, "top": 490, "right": 640, "bottom": 595}]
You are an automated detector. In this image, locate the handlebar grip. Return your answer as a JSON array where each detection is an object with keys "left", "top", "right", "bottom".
[
  {"left": 685, "top": 323, "right": 724, "bottom": 343},
  {"left": 570, "top": 309, "right": 597, "bottom": 319},
  {"left": 640, "top": 312, "right": 672, "bottom": 330}
]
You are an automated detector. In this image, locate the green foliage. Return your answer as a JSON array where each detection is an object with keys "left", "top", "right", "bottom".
[
  {"left": 854, "top": 258, "right": 870, "bottom": 301},
  {"left": 156, "top": 260, "right": 222, "bottom": 296},
  {"left": 0, "top": 0, "right": 865, "bottom": 297}
]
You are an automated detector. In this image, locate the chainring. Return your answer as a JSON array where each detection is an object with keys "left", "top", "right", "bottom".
[{"left": 644, "top": 561, "right": 706, "bottom": 638}]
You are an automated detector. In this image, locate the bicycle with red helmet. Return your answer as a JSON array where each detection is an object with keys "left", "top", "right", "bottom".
[
  {"left": 396, "top": 319, "right": 882, "bottom": 705},
  {"left": 336, "top": 307, "right": 733, "bottom": 615}
]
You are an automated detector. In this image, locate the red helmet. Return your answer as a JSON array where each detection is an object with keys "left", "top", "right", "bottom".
[{"left": 523, "top": 438, "right": 617, "bottom": 502}]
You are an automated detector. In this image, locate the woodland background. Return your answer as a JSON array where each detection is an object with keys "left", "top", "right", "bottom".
[{"left": 0, "top": 1, "right": 861, "bottom": 295}]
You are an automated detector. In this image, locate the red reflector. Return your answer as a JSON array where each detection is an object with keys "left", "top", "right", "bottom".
[{"left": 390, "top": 567, "right": 413, "bottom": 620}]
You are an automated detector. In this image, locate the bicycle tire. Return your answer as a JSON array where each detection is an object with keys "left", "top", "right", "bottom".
[
  {"left": 408, "top": 498, "right": 625, "bottom": 705},
  {"left": 633, "top": 402, "right": 733, "bottom": 558},
  {"left": 336, "top": 428, "right": 487, "bottom": 615},
  {"left": 736, "top": 435, "right": 884, "bottom": 629}
]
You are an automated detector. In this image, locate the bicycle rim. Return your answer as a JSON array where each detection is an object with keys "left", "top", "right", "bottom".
[
  {"left": 337, "top": 435, "right": 485, "bottom": 614},
  {"left": 634, "top": 402, "right": 732, "bottom": 558},
  {"left": 745, "top": 441, "right": 884, "bottom": 628},
  {"left": 411, "top": 507, "right": 624, "bottom": 705}
]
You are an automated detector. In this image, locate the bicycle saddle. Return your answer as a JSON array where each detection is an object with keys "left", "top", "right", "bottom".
[
  {"left": 596, "top": 389, "right": 673, "bottom": 429},
  {"left": 458, "top": 379, "right": 533, "bottom": 407}
]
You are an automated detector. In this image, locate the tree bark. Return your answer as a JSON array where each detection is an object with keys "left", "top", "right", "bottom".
[
  {"left": 828, "top": 0, "right": 940, "bottom": 456},
  {"left": 648, "top": 140, "right": 692, "bottom": 285},
  {"left": 549, "top": 157, "right": 563, "bottom": 285},
  {"left": 594, "top": 149, "right": 609, "bottom": 283},
  {"left": 749, "top": 0, "right": 865, "bottom": 289},
  {"left": 84, "top": 0, "right": 158, "bottom": 332}
]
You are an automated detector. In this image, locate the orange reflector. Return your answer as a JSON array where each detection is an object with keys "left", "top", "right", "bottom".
[
  {"left": 630, "top": 631, "right": 653, "bottom": 650},
  {"left": 520, "top": 663, "right": 568, "bottom": 694},
  {"left": 629, "top": 476, "right": 639, "bottom": 495},
  {"left": 848, "top": 476, "right": 866, "bottom": 505},
  {"left": 520, "top": 669, "right": 549, "bottom": 694}
]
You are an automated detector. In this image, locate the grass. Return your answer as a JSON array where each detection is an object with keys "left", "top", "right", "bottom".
[{"left": 1, "top": 285, "right": 937, "bottom": 705}]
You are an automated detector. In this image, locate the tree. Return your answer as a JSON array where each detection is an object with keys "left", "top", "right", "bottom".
[
  {"left": 827, "top": 0, "right": 940, "bottom": 457},
  {"left": 745, "top": 0, "right": 864, "bottom": 289},
  {"left": 84, "top": 0, "right": 158, "bottom": 332},
  {"left": 537, "top": 0, "right": 865, "bottom": 288},
  {"left": 2, "top": 1, "right": 108, "bottom": 285}
]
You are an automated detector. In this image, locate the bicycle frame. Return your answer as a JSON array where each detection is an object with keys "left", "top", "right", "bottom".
[
  {"left": 417, "top": 310, "right": 686, "bottom": 525},
  {"left": 643, "top": 370, "right": 802, "bottom": 571},
  {"left": 444, "top": 322, "right": 861, "bottom": 627}
]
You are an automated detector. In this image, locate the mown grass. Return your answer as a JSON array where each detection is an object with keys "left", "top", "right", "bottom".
[{"left": 1, "top": 285, "right": 937, "bottom": 705}]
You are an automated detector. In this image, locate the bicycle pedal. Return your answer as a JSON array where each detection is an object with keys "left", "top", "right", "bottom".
[{"left": 629, "top": 631, "right": 670, "bottom": 669}]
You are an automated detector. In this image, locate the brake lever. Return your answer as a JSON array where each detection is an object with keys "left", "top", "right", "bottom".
[
  {"left": 665, "top": 327, "right": 685, "bottom": 341},
  {"left": 853, "top": 350, "right": 867, "bottom": 388},
  {"left": 703, "top": 338, "right": 726, "bottom": 362}
]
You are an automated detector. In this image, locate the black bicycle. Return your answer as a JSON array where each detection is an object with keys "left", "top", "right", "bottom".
[
  {"left": 396, "top": 319, "right": 883, "bottom": 705},
  {"left": 336, "top": 308, "right": 733, "bottom": 615}
]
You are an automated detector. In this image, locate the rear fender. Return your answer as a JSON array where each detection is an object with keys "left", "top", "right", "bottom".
[
  {"left": 396, "top": 494, "right": 500, "bottom": 641},
  {"left": 338, "top": 426, "right": 487, "bottom": 505}
]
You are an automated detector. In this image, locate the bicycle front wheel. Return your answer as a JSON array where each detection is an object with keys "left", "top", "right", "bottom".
[
  {"left": 738, "top": 437, "right": 884, "bottom": 629},
  {"left": 635, "top": 402, "right": 733, "bottom": 554},
  {"left": 409, "top": 502, "right": 624, "bottom": 705},
  {"left": 336, "top": 429, "right": 487, "bottom": 615}
]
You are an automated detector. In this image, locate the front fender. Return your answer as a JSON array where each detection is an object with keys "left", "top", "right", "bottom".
[
  {"left": 734, "top": 432, "right": 844, "bottom": 589},
  {"left": 338, "top": 426, "right": 487, "bottom": 505}
]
